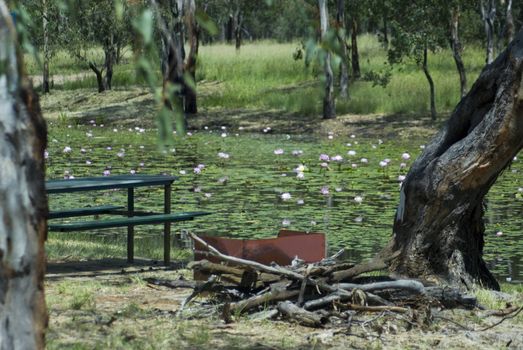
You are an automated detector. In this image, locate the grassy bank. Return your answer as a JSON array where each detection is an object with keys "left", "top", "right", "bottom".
[{"left": 28, "top": 35, "right": 486, "bottom": 118}]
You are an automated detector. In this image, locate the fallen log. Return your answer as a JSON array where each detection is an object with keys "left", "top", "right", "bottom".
[
  {"left": 336, "top": 280, "right": 425, "bottom": 294},
  {"left": 229, "top": 288, "right": 300, "bottom": 314},
  {"left": 277, "top": 301, "right": 327, "bottom": 327}
]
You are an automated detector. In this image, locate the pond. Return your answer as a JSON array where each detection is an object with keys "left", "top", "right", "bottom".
[{"left": 45, "top": 123, "right": 523, "bottom": 282}]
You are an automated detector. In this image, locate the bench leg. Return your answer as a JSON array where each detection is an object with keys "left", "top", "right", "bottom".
[
  {"left": 164, "top": 184, "right": 171, "bottom": 266},
  {"left": 127, "top": 187, "right": 134, "bottom": 263}
]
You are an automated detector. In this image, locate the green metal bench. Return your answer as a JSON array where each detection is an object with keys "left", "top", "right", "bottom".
[
  {"left": 48, "top": 211, "right": 211, "bottom": 231},
  {"left": 46, "top": 175, "right": 211, "bottom": 265},
  {"left": 48, "top": 205, "right": 125, "bottom": 219}
]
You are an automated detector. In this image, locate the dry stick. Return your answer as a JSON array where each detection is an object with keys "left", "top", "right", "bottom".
[
  {"left": 434, "top": 306, "right": 523, "bottom": 332},
  {"left": 277, "top": 300, "right": 326, "bottom": 327},
  {"left": 343, "top": 304, "right": 410, "bottom": 313},
  {"left": 336, "top": 280, "right": 426, "bottom": 294},
  {"left": 230, "top": 289, "right": 300, "bottom": 314},
  {"left": 477, "top": 305, "right": 523, "bottom": 331},
  {"left": 298, "top": 264, "right": 314, "bottom": 306}
]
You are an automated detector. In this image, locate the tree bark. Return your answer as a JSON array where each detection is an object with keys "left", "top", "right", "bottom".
[
  {"left": 506, "top": 0, "right": 514, "bottom": 43},
  {"left": 0, "top": 3, "right": 48, "bottom": 348},
  {"left": 42, "top": 0, "right": 50, "bottom": 94},
  {"left": 319, "top": 0, "right": 335, "bottom": 119},
  {"left": 160, "top": 0, "right": 187, "bottom": 128},
  {"left": 336, "top": 0, "right": 349, "bottom": 99},
  {"left": 480, "top": 0, "right": 496, "bottom": 64},
  {"left": 450, "top": 6, "right": 467, "bottom": 98},
  {"left": 184, "top": 0, "right": 199, "bottom": 114},
  {"left": 421, "top": 46, "right": 436, "bottom": 120},
  {"left": 388, "top": 29, "right": 523, "bottom": 290},
  {"left": 351, "top": 17, "right": 361, "bottom": 79}
]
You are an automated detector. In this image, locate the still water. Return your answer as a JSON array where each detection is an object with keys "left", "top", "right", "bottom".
[{"left": 46, "top": 126, "right": 523, "bottom": 282}]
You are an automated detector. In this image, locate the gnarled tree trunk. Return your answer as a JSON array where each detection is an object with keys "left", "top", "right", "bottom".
[
  {"left": 388, "top": 29, "right": 523, "bottom": 290},
  {"left": 0, "top": 3, "right": 48, "bottom": 348},
  {"left": 319, "top": 0, "right": 335, "bottom": 119}
]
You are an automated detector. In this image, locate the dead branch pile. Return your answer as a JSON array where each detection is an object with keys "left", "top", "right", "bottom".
[{"left": 146, "top": 233, "right": 485, "bottom": 329}]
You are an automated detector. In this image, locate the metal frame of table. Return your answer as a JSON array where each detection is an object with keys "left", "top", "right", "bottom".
[{"left": 46, "top": 175, "right": 177, "bottom": 265}]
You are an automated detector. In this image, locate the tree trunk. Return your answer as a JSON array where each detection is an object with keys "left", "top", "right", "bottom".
[
  {"left": 480, "top": 0, "right": 496, "bottom": 64},
  {"left": 351, "top": 18, "right": 361, "bottom": 79},
  {"left": 421, "top": 46, "right": 436, "bottom": 120},
  {"left": 388, "top": 29, "right": 523, "bottom": 290},
  {"left": 450, "top": 6, "right": 467, "bottom": 98},
  {"left": 184, "top": 0, "right": 199, "bottom": 114},
  {"left": 382, "top": 8, "right": 389, "bottom": 48},
  {"left": 88, "top": 61, "right": 105, "bottom": 93},
  {"left": 42, "top": 0, "right": 50, "bottom": 94},
  {"left": 160, "top": 0, "right": 187, "bottom": 132},
  {"left": 319, "top": 0, "right": 335, "bottom": 119},
  {"left": 226, "top": 14, "right": 233, "bottom": 43},
  {"left": 234, "top": 8, "right": 242, "bottom": 51},
  {"left": 103, "top": 34, "right": 116, "bottom": 91},
  {"left": 336, "top": 0, "right": 349, "bottom": 98},
  {"left": 0, "top": 3, "right": 48, "bottom": 348},
  {"left": 506, "top": 0, "right": 514, "bottom": 43}
]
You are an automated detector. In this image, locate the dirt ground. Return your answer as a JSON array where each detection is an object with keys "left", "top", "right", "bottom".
[{"left": 45, "top": 259, "right": 523, "bottom": 350}]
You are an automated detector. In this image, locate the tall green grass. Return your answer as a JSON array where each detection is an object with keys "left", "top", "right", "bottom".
[{"left": 27, "top": 35, "right": 488, "bottom": 117}]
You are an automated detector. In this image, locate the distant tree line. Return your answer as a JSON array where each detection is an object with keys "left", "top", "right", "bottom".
[{"left": 14, "top": 0, "right": 523, "bottom": 122}]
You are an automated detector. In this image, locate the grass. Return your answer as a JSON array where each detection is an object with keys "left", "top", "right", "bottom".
[{"left": 27, "top": 35, "right": 487, "bottom": 118}]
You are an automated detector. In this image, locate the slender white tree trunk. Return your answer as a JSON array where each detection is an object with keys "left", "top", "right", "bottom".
[
  {"left": 319, "top": 0, "right": 335, "bottom": 119},
  {"left": 480, "top": 0, "right": 496, "bottom": 64},
  {"left": 0, "top": 2, "right": 48, "bottom": 349},
  {"left": 42, "top": 0, "right": 50, "bottom": 93}
]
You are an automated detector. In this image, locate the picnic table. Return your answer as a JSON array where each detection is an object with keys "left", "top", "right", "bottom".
[{"left": 46, "top": 174, "right": 210, "bottom": 265}]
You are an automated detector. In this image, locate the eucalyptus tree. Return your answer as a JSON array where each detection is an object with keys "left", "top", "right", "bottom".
[
  {"left": 384, "top": 29, "right": 523, "bottom": 290},
  {"left": 0, "top": 1, "right": 48, "bottom": 348},
  {"left": 18, "top": 0, "right": 61, "bottom": 93},
  {"left": 64, "top": 0, "right": 132, "bottom": 92},
  {"left": 318, "top": 0, "right": 335, "bottom": 119},
  {"left": 336, "top": 0, "right": 349, "bottom": 98},
  {"left": 504, "top": 0, "right": 514, "bottom": 43},
  {"left": 347, "top": 0, "right": 361, "bottom": 79},
  {"left": 388, "top": 0, "right": 449, "bottom": 120},
  {"left": 480, "top": 0, "right": 496, "bottom": 64}
]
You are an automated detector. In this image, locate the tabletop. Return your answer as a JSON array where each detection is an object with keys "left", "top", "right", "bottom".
[{"left": 46, "top": 175, "right": 178, "bottom": 194}]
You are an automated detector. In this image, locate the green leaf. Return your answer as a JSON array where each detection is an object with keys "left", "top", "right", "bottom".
[
  {"left": 132, "top": 10, "right": 153, "bottom": 45},
  {"left": 114, "top": 0, "right": 124, "bottom": 21},
  {"left": 183, "top": 72, "right": 196, "bottom": 92},
  {"left": 195, "top": 10, "right": 218, "bottom": 36}
]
